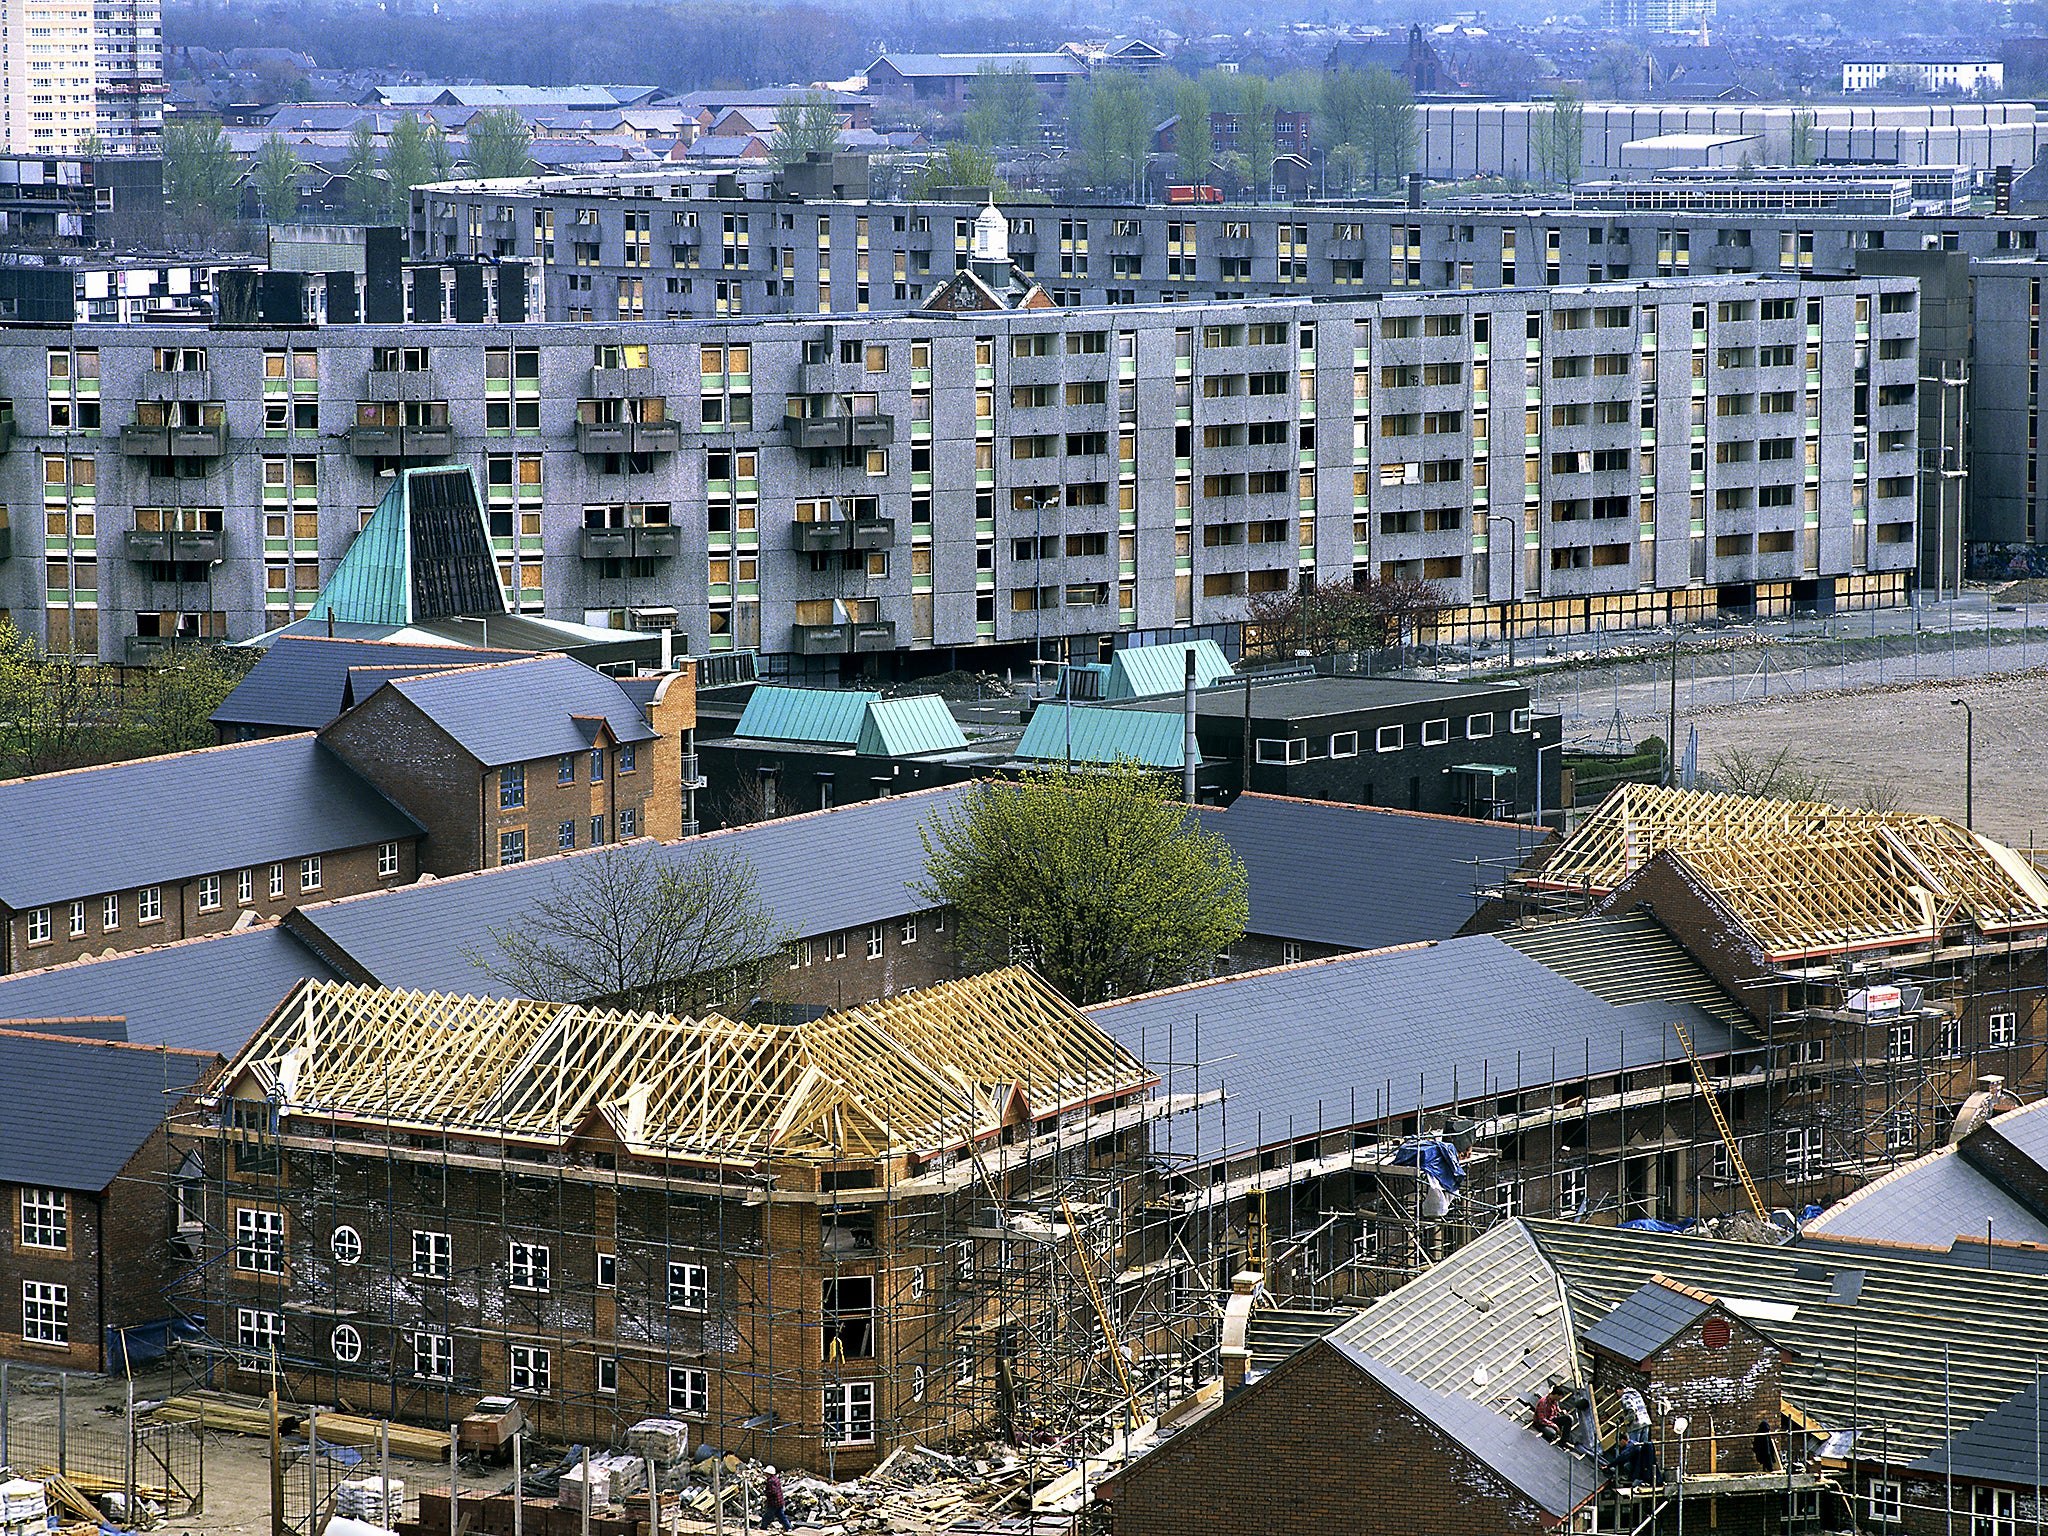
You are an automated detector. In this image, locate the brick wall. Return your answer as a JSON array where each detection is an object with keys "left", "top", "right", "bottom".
[
  {"left": 1593, "top": 1307, "right": 1784, "bottom": 1476},
  {"left": 0, "top": 1181, "right": 106, "bottom": 1371},
  {"left": 322, "top": 691, "right": 489, "bottom": 875},
  {"left": 780, "top": 910, "right": 967, "bottom": 1008}
]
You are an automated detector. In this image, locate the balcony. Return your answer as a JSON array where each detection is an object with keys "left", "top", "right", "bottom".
[
  {"left": 852, "top": 620, "right": 897, "bottom": 652},
  {"left": 792, "top": 517, "right": 895, "bottom": 553},
  {"left": 679, "top": 752, "right": 705, "bottom": 788},
  {"left": 361, "top": 368, "right": 443, "bottom": 402},
  {"left": 120, "top": 421, "right": 227, "bottom": 457},
  {"left": 788, "top": 413, "right": 896, "bottom": 451},
  {"left": 792, "top": 620, "right": 895, "bottom": 654},
  {"left": 590, "top": 367, "right": 663, "bottom": 398},
  {"left": 124, "top": 634, "right": 212, "bottom": 666},
  {"left": 126, "top": 528, "right": 224, "bottom": 563},
  {"left": 579, "top": 526, "right": 679, "bottom": 560},
  {"left": 143, "top": 369, "right": 214, "bottom": 401},
  {"left": 345, "top": 423, "right": 454, "bottom": 459},
  {"left": 575, "top": 419, "right": 683, "bottom": 455}
]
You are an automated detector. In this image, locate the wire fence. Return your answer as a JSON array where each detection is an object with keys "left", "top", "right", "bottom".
[{"left": 0, "top": 1366, "right": 203, "bottom": 1521}]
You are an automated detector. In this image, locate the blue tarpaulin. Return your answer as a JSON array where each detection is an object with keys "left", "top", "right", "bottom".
[
  {"left": 1619, "top": 1218, "right": 1694, "bottom": 1234},
  {"left": 1392, "top": 1139, "right": 1466, "bottom": 1193}
]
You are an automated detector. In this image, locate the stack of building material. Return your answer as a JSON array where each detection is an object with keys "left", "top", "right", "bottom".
[
  {"left": 0, "top": 1478, "right": 46, "bottom": 1536},
  {"left": 335, "top": 1476, "right": 405, "bottom": 1526},
  {"left": 556, "top": 1464, "right": 609, "bottom": 1513},
  {"left": 620, "top": 1420, "right": 690, "bottom": 1467}
]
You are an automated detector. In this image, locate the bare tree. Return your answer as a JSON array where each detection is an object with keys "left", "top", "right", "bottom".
[
  {"left": 470, "top": 842, "right": 788, "bottom": 1015},
  {"left": 1707, "top": 745, "right": 1832, "bottom": 803},
  {"left": 1241, "top": 574, "right": 1445, "bottom": 663}
]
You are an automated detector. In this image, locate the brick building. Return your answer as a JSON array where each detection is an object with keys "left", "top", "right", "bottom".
[
  {"left": 0, "top": 1026, "right": 219, "bottom": 1371},
  {"left": 0, "top": 733, "right": 424, "bottom": 975}
]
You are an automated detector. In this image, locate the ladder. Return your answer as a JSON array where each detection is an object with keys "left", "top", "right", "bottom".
[
  {"left": 1061, "top": 1195, "right": 1141, "bottom": 1429},
  {"left": 1672, "top": 1019, "right": 1769, "bottom": 1222}
]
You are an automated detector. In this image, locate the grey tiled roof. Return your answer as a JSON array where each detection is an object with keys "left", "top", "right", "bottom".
[
  {"left": 1799, "top": 1146, "right": 2048, "bottom": 1249},
  {"left": 0, "top": 736, "right": 424, "bottom": 910},
  {"left": 374, "top": 654, "right": 658, "bottom": 766},
  {"left": 1193, "top": 795, "right": 1536, "bottom": 951},
  {"left": 0, "top": 926, "right": 340, "bottom": 1056},
  {"left": 0, "top": 1029, "right": 219, "bottom": 1192},
  {"left": 1909, "top": 1380, "right": 2047, "bottom": 1483},
  {"left": 211, "top": 635, "right": 521, "bottom": 732},
  {"left": 1579, "top": 1277, "right": 1711, "bottom": 1365}
]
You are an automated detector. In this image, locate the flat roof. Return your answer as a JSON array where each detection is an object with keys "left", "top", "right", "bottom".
[{"left": 1114, "top": 674, "right": 1522, "bottom": 723}]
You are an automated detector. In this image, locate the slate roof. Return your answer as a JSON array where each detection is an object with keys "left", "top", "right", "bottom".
[
  {"left": 1497, "top": 912, "right": 1751, "bottom": 1030},
  {"left": 0, "top": 925, "right": 339, "bottom": 1056},
  {"left": 211, "top": 636, "right": 521, "bottom": 733},
  {"left": 0, "top": 735, "right": 423, "bottom": 910},
  {"left": 865, "top": 51, "right": 1085, "bottom": 79},
  {"left": 1016, "top": 702, "right": 1188, "bottom": 769},
  {"left": 1579, "top": 1276, "right": 1712, "bottom": 1365},
  {"left": 1798, "top": 1143, "right": 2048, "bottom": 1250},
  {"left": 1089, "top": 927, "right": 1747, "bottom": 1164},
  {"left": 1909, "top": 1380, "right": 2048, "bottom": 1483},
  {"left": 367, "top": 653, "right": 657, "bottom": 766},
  {"left": 1190, "top": 793, "right": 1535, "bottom": 950},
  {"left": 0, "top": 1029, "right": 219, "bottom": 1192},
  {"left": 735, "top": 686, "right": 877, "bottom": 746}
]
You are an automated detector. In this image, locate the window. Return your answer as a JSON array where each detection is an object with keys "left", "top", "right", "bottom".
[
  {"left": 902, "top": 917, "right": 918, "bottom": 945},
  {"left": 590, "top": 815, "right": 605, "bottom": 847},
  {"left": 1558, "top": 1168, "right": 1586, "bottom": 1213},
  {"left": 1282, "top": 941, "right": 1302, "bottom": 965},
  {"left": 868, "top": 925, "right": 884, "bottom": 960},
  {"left": 957, "top": 1344, "right": 976, "bottom": 1384},
  {"left": 1375, "top": 725, "right": 1403, "bottom": 753},
  {"left": 668, "top": 1366, "right": 708, "bottom": 1414},
  {"left": 597, "top": 1253, "right": 617, "bottom": 1289},
  {"left": 509, "top": 1344, "right": 551, "bottom": 1394},
  {"left": 1785, "top": 1127, "right": 1823, "bottom": 1183},
  {"left": 413, "top": 1331, "right": 453, "bottom": 1381},
  {"left": 1937, "top": 1017, "right": 1963, "bottom": 1058},
  {"left": 500, "top": 830, "right": 526, "bottom": 866},
  {"left": 22, "top": 1282, "right": 67, "bottom": 1345},
  {"left": 67, "top": 900, "right": 84, "bottom": 938},
  {"left": 1255, "top": 738, "right": 1308, "bottom": 765},
  {"left": 269, "top": 864, "right": 285, "bottom": 900},
  {"left": 25, "top": 907, "right": 49, "bottom": 945},
  {"left": 239, "top": 869, "right": 254, "bottom": 905},
  {"left": 597, "top": 1356, "right": 618, "bottom": 1394},
  {"left": 1868, "top": 1483, "right": 1901, "bottom": 1525},
  {"left": 235, "top": 1208, "right": 284, "bottom": 1274},
  {"left": 1330, "top": 732, "right": 1359, "bottom": 758},
  {"left": 1989, "top": 1011, "right": 2019, "bottom": 1048},
  {"left": 236, "top": 1307, "right": 284, "bottom": 1359},
  {"left": 1886, "top": 1022, "right": 1914, "bottom": 1062},
  {"left": 378, "top": 842, "right": 400, "bottom": 879},
  {"left": 138, "top": 886, "right": 163, "bottom": 923},
  {"left": 619, "top": 806, "right": 638, "bottom": 838},
  {"left": 331, "top": 1324, "right": 363, "bottom": 1363},
  {"left": 825, "top": 1382, "right": 876, "bottom": 1445},
  {"left": 1511, "top": 708, "right": 1532, "bottom": 733},
  {"left": 668, "top": 1261, "right": 708, "bottom": 1311},
  {"left": 1421, "top": 718, "right": 1450, "bottom": 747},
  {"left": 1974, "top": 1486, "right": 2017, "bottom": 1536},
  {"left": 501, "top": 763, "right": 526, "bottom": 808},
  {"left": 619, "top": 743, "right": 636, "bottom": 773},
  {"left": 912, "top": 1364, "right": 927, "bottom": 1403},
  {"left": 198, "top": 875, "right": 222, "bottom": 912},
  {"left": 412, "top": 1229, "right": 451, "bottom": 1278},
  {"left": 299, "top": 856, "right": 322, "bottom": 892},
  {"left": 104, "top": 893, "right": 120, "bottom": 929},
  {"left": 509, "top": 1241, "right": 551, "bottom": 1292},
  {"left": 1466, "top": 713, "right": 1495, "bottom": 739},
  {"left": 20, "top": 1189, "right": 67, "bottom": 1249},
  {"left": 591, "top": 747, "right": 606, "bottom": 782},
  {"left": 330, "top": 1226, "right": 363, "bottom": 1265}
]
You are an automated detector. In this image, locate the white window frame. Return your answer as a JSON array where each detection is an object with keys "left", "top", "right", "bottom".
[
  {"left": 1867, "top": 1482, "right": 1901, "bottom": 1524},
  {"left": 1558, "top": 1167, "right": 1587, "bottom": 1213},
  {"left": 1466, "top": 713, "right": 1495, "bottom": 738},
  {"left": 1282, "top": 941, "right": 1302, "bottom": 965},
  {"left": 825, "top": 1381, "right": 876, "bottom": 1445},
  {"left": 198, "top": 875, "right": 222, "bottom": 912},
  {"left": 1989, "top": 1010, "right": 2019, "bottom": 1048},
  {"left": 377, "top": 842, "right": 400, "bottom": 878},
  {"left": 912, "top": 1363, "right": 927, "bottom": 1402},
  {"left": 1329, "top": 731, "right": 1358, "bottom": 758},
  {"left": 412, "top": 1229, "right": 451, "bottom": 1279},
  {"left": 902, "top": 916, "right": 918, "bottom": 944},
  {"left": 1937, "top": 1016, "right": 1963, "bottom": 1058},
  {"left": 668, "top": 1260, "right": 708, "bottom": 1311},
  {"left": 331, "top": 1323, "right": 363, "bottom": 1363},
  {"left": 25, "top": 907, "right": 50, "bottom": 944},
  {"left": 330, "top": 1225, "right": 363, "bottom": 1265},
  {"left": 956, "top": 1344, "right": 976, "bottom": 1385},
  {"left": 1511, "top": 708, "right": 1532, "bottom": 732},
  {"left": 103, "top": 893, "right": 119, "bottom": 929},
  {"left": 1420, "top": 718, "right": 1451, "bottom": 746},
  {"left": 236, "top": 1306, "right": 284, "bottom": 1358},
  {"left": 597, "top": 1252, "right": 617, "bottom": 1289},
  {"left": 239, "top": 868, "right": 255, "bottom": 905},
  {"left": 1375, "top": 725, "right": 1403, "bottom": 753},
  {"left": 508, "top": 1343, "right": 551, "bottom": 1394},
  {"left": 412, "top": 1331, "right": 453, "bottom": 1381},
  {"left": 1785, "top": 1127, "right": 1823, "bottom": 1184},
  {"left": 597, "top": 1356, "right": 618, "bottom": 1394},
  {"left": 1886, "top": 1021, "right": 1914, "bottom": 1062},
  {"left": 235, "top": 1207, "right": 285, "bottom": 1274},
  {"left": 668, "top": 1365, "right": 708, "bottom": 1414},
  {"left": 508, "top": 1241, "right": 551, "bottom": 1293},
  {"left": 20, "top": 1189, "right": 67, "bottom": 1250},
  {"left": 1973, "top": 1485, "right": 2017, "bottom": 1536},
  {"left": 1885, "top": 1109, "right": 1914, "bottom": 1152},
  {"left": 269, "top": 864, "right": 285, "bottom": 899},
  {"left": 21, "top": 1281, "right": 67, "bottom": 1345},
  {"left": 867, "top": 924, "right": 883, "bottom": 959},
  {"left": 67, "top": 900, "right": 85, "bottom": 937},
  {"left": 300, "top": 856, "right": 322, "bottom": 892},
  {"left": 138, "top": 885, "right": 163, "bottom": 923},
  {"left": 1498, "top": 1179, "right": 1524, "bottom": 1216}
]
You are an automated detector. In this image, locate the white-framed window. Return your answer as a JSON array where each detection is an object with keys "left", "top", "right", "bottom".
[
  {"left": 1886, "top": 1022, "right": 1914, "bottom": 1062},
  {"left": 269, "top": 864, "right": 285, "bottom": 899},
  {"left": 1282, "top": 941, "right": 1302, "bottom": 964},
  {"left": 1973, "top": 1485, "right": 2016, "bottom": 1536},
  {"left": 331, "top": 1323, "right": 362, "bottom": 1363},
  {"left": 300, "top": 856, "right": 322, "bottom": 892},
  {"left": 1867, "top": 1481, "right": 1901, "bottom": 1524},
  {"left": 910, "top": 1265, "right": 926, "bottom": 1299},
  {"left": 198, "top": 875, "right": 222, "bottom": 912},
  {"left": 826, "top": 1382, "right": 876, "bottom": 1444},
  {"left": 956, "top": 1239, "right": 975, "bottom": 1282},
  {"left": 1558, "top": 1167, "right": 1587, "bottom": 1213},
  {"left": 21, "top": 1281, "right": 67, "bottom": 1345},
  {"left": 138, "top": 886, "right": 163, "bottom": 923},
  {"left": 597, "top": 1356, "right": 618, "bottom": 1394},
  {"left": 25, "top": 907, "right": 50, "bottom": 944},
  {"left": 1511, "top": 708, "right": 1532, "bottom": 732},
  {"left": 791, "top": 938, "right": 810, "bottom": 970},
  {"left": 236, "top": 1306, "right": 284, "bottom": 1357},
  {"left": 330, "top": 1226, "right": 363, "bottom": 1265},
  {"left": 867, "top": 924, "right": 884, "bottom": 960},
  {"left": 1255, "top": 737, "right": 1308, "bottom": 764},
  {"left": 1989, "top": 1011, "right": 2019, "bottom": 1048},
  {"left": 412, "top": 1229, "right": 451, "bottom": 1278},
  {"left": 509, "top": 1344, "right": 551, "bottom": 1393},
  {"left": 1421, "top": 718, "right": 1451, "bottom": 746},
  {"left": 597, "top": 1252, "right": 617, "bottom": 1289},
  {"left": 413, "top": 1331, "right": 453, "bottom": 1380},
  {"left": 1466, "top": 713, "right": 1495, "bottom": 738},
  {"left": 67, "top": 900, "right": 85, "bottom": 938},
  {"left": 668, "top": 1366, "right": 708, "bottom": 1414},
  {"left": 1375, "top": 725, "right": 1403, "bottom": 753},
  {"left": 1937, "top": 1017, "right": 1963, "bottom": 1057},
  {"left": 668, "top": 1260, "right": 708, "bottom": 1310},
  {"left": 239, "top": 868, "right": 254, "bottom": 905},
  {"left": 1885, "top": 1109, "right": 1914, "bottom": 1152},
  {"left": 509, "top": 1241, "right": 551, "bottom": 1292},
  {"left": 20, "top": 1189, "right": 67, "bottom": 1250},
  {"left": 1329, "top": 731, "right": 1359, "bottom": 758},
  {"left": 235, "top": 1207, "right": 285, "bottom": 1274},
  {"left": 103, "top": 893, "right": 119, "bottom": 929},
  {"left": 956, "top": 1344, "right": 975, "bottom": 1384},
  {"left": 378, "top": 842, "right": 400, "bottom": 878},
  {"left": 902, "top": 916, "right": 918, "bottom": 944},
  {"left": 912, "top": 1363, "right": 927, "bottom": 1402},
  {"left": 1356, "top": 1226, "right": 1380, "bottom": 1261},
  {"left": 1497, "top": 1179, "right": 1524, "bottom": 1216},
  {"left": 1785, "top": 1127, "right": 1823, "bottom": 1184}
]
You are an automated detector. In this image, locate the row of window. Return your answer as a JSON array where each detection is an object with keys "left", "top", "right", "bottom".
[
  {"left": 18, "top": 851, "right": 390, "bottom": 945},
  {"left": 498, "top": 746, "right": 636, "bottom": 808},
  {"left": 791, "top": 916, "right": 933, "bottom": 968},
  {"left": 1885, "top": 1012, "right": 2020, "bottom": 1058},
  {"left": 498, "top": 809, "right": 637, "bottom": 866},
  {"left": 1254, "top": 709, "right": 1531, "bottom": 765}
]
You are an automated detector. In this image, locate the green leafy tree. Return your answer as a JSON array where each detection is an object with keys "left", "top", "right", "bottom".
[
  {"left": 381, "top": 112, "right": 438, "bottom": 218},
  {"left": 908, "top": 141, "right": 1003, "bottom": 199},
  {"left": 1790, "top": 108, "right": 1816, "bottom": 166},
  {"left": 1322, "top": 66, "right": 1370, "bottom": 154},
  {"left": 1326, "top": 141, "right": 1368, "bottom": 193},
  {"left": 1170, "top": 74, "right": 1211, "bottom": 186},
  {"left": 918, "top": 762, "right": 1250, "bottom": 1005},
  {"left": 1238, "top": 74, "right": 1277, "bottom": 194},
  {"left": 161, "top": 118, "right": 240, "bottom": 229},
  {"left": 964, "top": 63, "right": 1041, "bottom": 148},
  {"left": 1068, "top": 74, "right": 1151, "bottom": 195},
  {"left": 121, "top": 648, "right": 249, "bottom": 758},
  {"left": 464, "top": 107, "right": 533, "bottom": 179},
  {"left": 768, "top": 90, "right": 843, "bottom": 169},
  {"left": 0, "top": 619, "right": 111, "bottom": 779},
  {"left": 426, "top": 121, "right": 454, "bottom": 183},
  {"left": 251, "top": 133, "right": 302, "bottom": 222},
  {"left": 343, "top": 118, "right": 385, "bottom": 221},
  {"left": 1358, "top": 66, "right": 1418, "bottom": 191}
]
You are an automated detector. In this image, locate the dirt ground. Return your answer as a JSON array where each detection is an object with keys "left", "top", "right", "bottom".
[{"left": 1686, "top": 669, "right": 2048, "bottom": 851}]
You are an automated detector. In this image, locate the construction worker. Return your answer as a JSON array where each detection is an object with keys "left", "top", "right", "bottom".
[
  {"left": 1532, "top": 1384, "right": 1566, "bottom": 1442},
  {"left": 761, "top": 1466, "right": 793, "bottom": 1532}
]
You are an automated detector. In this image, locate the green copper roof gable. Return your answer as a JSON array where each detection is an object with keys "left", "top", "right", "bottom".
[
  {"left": 735, "top": 685, "right": 878, "bottom": 746},
  {"left": 1105, "top": 639, "right": 1234, "bottom": 700},
  {"left": 1016, "top": 702, "right": 1188, "bottom": 769},
  {"left": 306, "top": 468, "right": 505, "bottom": 628},
  {"left": 856, "top": 696, "right": 968, "bottom": 758},
  {"left": 307, "top": 475, "right": 411, "bottom": 627}
]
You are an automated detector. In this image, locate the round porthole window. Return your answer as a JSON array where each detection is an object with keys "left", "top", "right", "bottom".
[
  {"left": 331, "top": 1324, "right": 363, "bottom": 1363},
  {"left": 332, "top": 1225, "right": 363, "bottom": 1265}
]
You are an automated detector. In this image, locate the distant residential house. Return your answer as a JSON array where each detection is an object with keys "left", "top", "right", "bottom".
[
  {"left": 1842, "top": 58, "right": 2003, "bottom": 94},
  {"left": 862, "top": 52, "right": 1088, "bottom": 109},
  {"left": 1326, "top": 25, "right": 1460, "bottom": 94}
]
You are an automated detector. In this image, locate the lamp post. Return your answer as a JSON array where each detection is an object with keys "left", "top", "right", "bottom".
[
  {"left": 1950, "top": 698, "right": 1974, "bottom": 829},
  {"left": 1488, "top": 513, "right": 1519, "bottom": 669},
  {"left": 1672, "top": 1416, "right": 1689, "bottom": 1536}
]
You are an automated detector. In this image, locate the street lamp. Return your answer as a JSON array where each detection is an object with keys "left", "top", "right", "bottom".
[
  {"left": 1488, "top": 513, "right": 1519, "bottom": 668},
  {"left": 1950, "top": 698, "right": 1973, "bottom": 829},
  {"left": 1672, "top": 1416, "right": 1689, "bottom": 1536}
]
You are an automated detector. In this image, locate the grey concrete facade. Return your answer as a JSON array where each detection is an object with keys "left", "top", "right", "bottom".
[{"left": 0, "top": 276, "right": 1917, "bottom": 672}]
